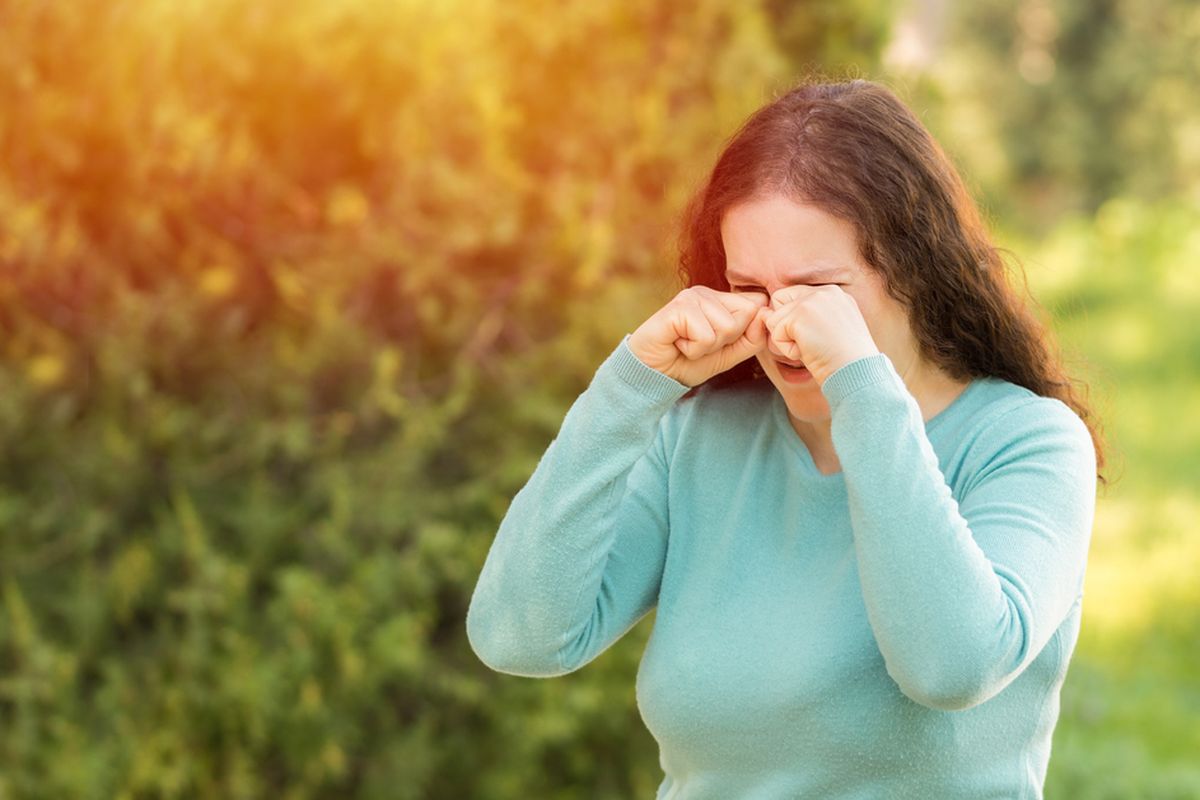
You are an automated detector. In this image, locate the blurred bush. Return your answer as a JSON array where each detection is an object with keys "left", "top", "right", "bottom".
[
  {"left": 0, "top": 0, "right": 891, "bottom": 796},
  {"left": 1010, "top": 196, "right": 1200, "bottom": 798},
  {"left": 906, "top": 0, "right": 1200, "bottom": 232}
]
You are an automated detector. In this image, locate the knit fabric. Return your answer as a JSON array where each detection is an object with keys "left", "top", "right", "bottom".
[{"left": 466, "top": 333, "right": 1097, "bottom": 799}]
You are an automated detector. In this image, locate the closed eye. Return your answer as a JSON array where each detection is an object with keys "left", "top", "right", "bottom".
[{"left": 732, "top": 284, "right": 840, "bottom": 292}]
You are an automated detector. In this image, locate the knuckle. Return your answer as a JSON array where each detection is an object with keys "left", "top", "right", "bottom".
[{"left": 710, "top": 324, "right": 736, "bottom": 342}]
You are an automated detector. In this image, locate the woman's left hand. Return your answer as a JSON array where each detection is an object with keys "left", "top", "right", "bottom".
[{"left": 760, "top": 285, "right": 881, "bottom": 386}]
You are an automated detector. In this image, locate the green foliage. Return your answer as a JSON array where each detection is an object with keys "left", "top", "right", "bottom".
[
  {"left": 912, "top": 0, "right": 1200, "bottom": 232},
  {"left": 1013, "top": 196, "right": 1200, "bottom": 797},
  {"left": 0, "top": 0, "right": 821, "bottom": 796},
  {"left": 764, "top": 0, "right": 893, "bottom": 75}
]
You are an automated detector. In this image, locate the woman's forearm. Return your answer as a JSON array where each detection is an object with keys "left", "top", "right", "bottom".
[
  {"left": 822, "top": 353, "right": 1097, "bottom": 711},
  {"left": 466, "top": 335, "right": 689, "bottom": 676}
]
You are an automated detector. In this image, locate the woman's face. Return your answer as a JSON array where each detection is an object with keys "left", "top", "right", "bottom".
[{"left": 720, "top": 193, "right": 920, "bottom": 423}]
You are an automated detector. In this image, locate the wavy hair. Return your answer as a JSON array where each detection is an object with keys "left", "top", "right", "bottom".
[{"left": 673, "top": 78, "right": 1110, "bottom": 488}]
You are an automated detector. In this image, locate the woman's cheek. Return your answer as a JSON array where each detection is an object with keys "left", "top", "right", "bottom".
[{"left": 871, "top": 311, "right": 909, "bottom": 354}]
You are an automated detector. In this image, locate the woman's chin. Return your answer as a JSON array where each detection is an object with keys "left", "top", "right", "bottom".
[{"left": 770, "top": 373, "right": 819, "bottom": 393}]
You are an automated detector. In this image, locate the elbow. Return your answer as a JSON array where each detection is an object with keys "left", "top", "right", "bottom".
[
  {"left": 465, "top": 600, "right": 570, "bottom": 678},
  {"left": 889, "top": 662, "right": 1000, "bottom": 713},
  {"left": 882, "top": 600, "right": 1032, "bottom": 712},
  {"left": 897, "top": 680, "right": 987, "bottom": 712}
]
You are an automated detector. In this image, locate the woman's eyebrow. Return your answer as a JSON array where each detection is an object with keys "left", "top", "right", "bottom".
[{"left": 725, "top": 267, "right": 847, "bottom": 283}]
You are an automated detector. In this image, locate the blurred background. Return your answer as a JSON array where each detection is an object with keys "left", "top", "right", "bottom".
[{"left": 0, "top": 0, "right": 1197, "bottom": 797}]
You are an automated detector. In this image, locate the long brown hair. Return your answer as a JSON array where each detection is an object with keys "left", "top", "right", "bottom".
[{"left": 674, "top": 78, "right": 1110, "bottom": 488}]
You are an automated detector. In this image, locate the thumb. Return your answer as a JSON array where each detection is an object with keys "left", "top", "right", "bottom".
[
  {"left": 745, "top": 305, "right": 769, "bottom": 347},
  {"left": 726, "top": 305, "right": 769, "bottom": 362}
]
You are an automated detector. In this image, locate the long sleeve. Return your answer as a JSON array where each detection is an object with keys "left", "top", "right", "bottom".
[
  {"left": 820, "top": 353, "right": 1097, "bottom": 712},
  {"left": 465, "top": 334, "right": 691, "bottom": 677}
]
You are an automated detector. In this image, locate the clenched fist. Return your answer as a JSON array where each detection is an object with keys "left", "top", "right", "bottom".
[
  {"left": 761, "top": 285, "right": 880, "bottom": 385},
  {"left": 628, "top": 286, "right": 770, "bottom": 388}
]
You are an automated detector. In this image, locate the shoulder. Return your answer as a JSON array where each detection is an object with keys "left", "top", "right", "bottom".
[
  {"left": 957, "top": 378, "right": 1095, "bottom": 488},
  {"left": 967, "top": 379, "right": 1091, "bottom": 444}
]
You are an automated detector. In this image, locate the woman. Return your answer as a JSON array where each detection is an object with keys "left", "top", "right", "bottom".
[{"left": 466, "top": 78, "right": 1108, "bottom": 799}]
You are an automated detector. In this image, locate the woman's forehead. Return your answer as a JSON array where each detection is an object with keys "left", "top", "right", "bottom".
[{"left": 721, "top": 196, "right": 865, "bottom": 280}]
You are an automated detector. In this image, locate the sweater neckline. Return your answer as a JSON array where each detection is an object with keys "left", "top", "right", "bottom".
[
  {"left": 768, "top": 376, "right": 983, "bottom": 480},
  {"left": 770, "top": 395, "right": 846, "bottom": 481}
]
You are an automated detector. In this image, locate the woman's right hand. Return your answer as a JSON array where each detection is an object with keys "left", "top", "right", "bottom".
[{"left": 627, "top": 286, "right": 771, "bottom": 388}]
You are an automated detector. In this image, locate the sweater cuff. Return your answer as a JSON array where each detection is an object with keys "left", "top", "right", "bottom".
[
  {"left": 600, "top": 334, "right": 692, "bottom": 401},
  {"left": 820, "top": 352, "right": 898, "bottom": 408}
]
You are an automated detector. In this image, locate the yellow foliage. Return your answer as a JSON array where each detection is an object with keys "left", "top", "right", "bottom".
[
  {"left": 26, "top": 353, "right": 66, "bottom": 388},
  {"left": 273, "top": 262, "right": 310, "bottom": 311},
  {"left": 3, "top": 580, "right": 36, "bottom": 654},
  {"left": 339, "top": 648, "right": 364, "bottom": 684},
  {"left": 320, "top": 741, "right": 347, "bottom": 778},
  {"left": 111, "top": 543, "right": 156, "bottom": 623},
  {"left": 199, "top": 265, "right": 238, "bottom": 298},
  {"left": 326, "top": 185, "right": 370, "bottom": 227},
  {"left": 300, "top": 678, "right": 323, "bottom": 712},
  {"left": 371, "top": 346, "right": 406, "bottom": 418}
]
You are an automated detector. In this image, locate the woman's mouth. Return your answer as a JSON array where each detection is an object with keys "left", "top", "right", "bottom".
[{"left": 776, "top": 360, "right": 812, "bottom": 383}]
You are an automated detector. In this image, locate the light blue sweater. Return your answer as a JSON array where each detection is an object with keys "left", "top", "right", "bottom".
[{"left": 467, "top": 333, "right": 1097, "bottom": 799}]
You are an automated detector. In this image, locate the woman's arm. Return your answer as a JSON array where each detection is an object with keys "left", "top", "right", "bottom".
[
  {"left": 821, "top": 353, "right": 1097, "bottom": 712},
  {"left": 465, "top": 334, "right": 690, "bottom": 677}
]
